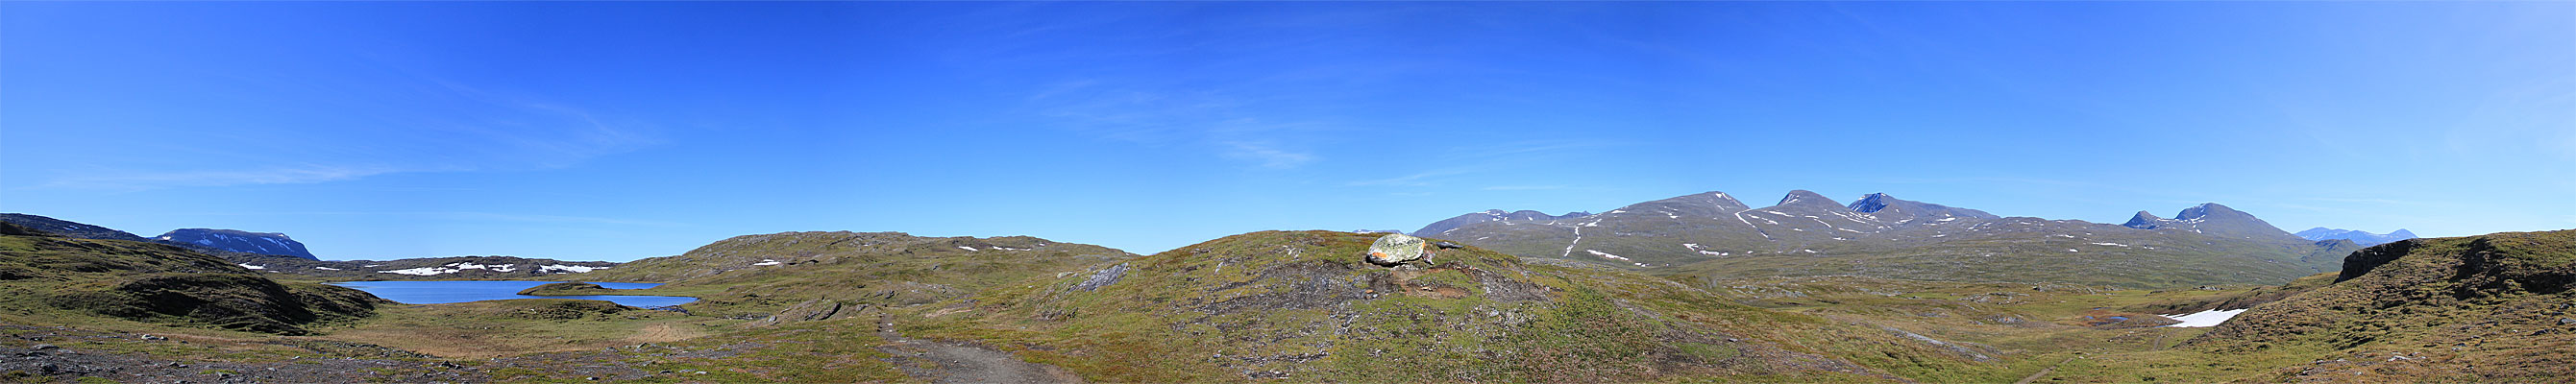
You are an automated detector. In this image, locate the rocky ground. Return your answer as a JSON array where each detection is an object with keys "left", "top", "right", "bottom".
[{"left": 3, "top": 320, "right": 1081, "bottom": 383}]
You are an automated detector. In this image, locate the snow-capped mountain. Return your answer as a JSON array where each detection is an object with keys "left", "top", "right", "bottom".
[
  {"left": 1422, "top": 190, "right": 2353, "bottom": 288},
  {"left": 1411, "top": 209, "right": 1593, "bottom": 237},
  {"left": 2294, "top": 228, "right": 2417, "bottom": 247},
  {"left": 155, "top": 228, "right": 316, "bottom": 260}
]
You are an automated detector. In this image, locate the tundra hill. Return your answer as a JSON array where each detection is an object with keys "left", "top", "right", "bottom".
[
  {"left": 2185, "top": 229, "right": 2576, "bottom": 381},
  {"left": 0, "top": 229, "right": 384, "bottom": 335},
  {"left": 1434, "top": 190, "right": 2350, "bottom": 288},
  {"left": 0, "top": 213, "right": 152, "bottom": 242},
  {"left": 578, "top": 231, "right": 1134, "bottom": 319},
  {"left": 900, "top": 230, "right": 2033, "bottom": 382}
]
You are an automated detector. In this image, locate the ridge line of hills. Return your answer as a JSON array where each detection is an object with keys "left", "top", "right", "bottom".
[{"left": 1416, "top": 190, "right": 2367, "bottom": 288}]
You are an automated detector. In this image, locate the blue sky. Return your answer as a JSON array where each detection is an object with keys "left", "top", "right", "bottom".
[{"left": 4, "top": 2, "right": 2570, "bottom": 261}]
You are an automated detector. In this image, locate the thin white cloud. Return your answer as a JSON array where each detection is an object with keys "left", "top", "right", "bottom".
[
  {"left": 179, "top": 211, "right": 682, "bottom": 227},
  {"left": 42, "top": 165, "right": 403, "bottom": 190},
  {"left": 36, "top": 80, "right": 658, "bottom": 191},
  {"left": 1221, "top": 141, "right": 1316, "bottom": 169},
  {"left": 1347, "top": 170, "right": 1468, "bottom": 187}
]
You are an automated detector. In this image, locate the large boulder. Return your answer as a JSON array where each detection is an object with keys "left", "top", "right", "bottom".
[{"left": 1363, "top": 233, "right": 1432, "bottom": 267}]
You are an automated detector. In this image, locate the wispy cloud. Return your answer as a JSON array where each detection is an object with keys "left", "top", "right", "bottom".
[
  {"left": 181, "top": 211, "right": 682, "bottom": 227},
  {"left": 1347, "top": 170, "right": 1468, "bottom": 187},
  {"left": 1221, "top": 141, "right": 1316, "bottom": 169},
  {"left": 42, "top": 165, "right": 404, "bottom": 190},
  {"left": 37, "top": 79, "right": 659, "bottom": 190},
  {"left": 2300, "top": 197, "right": 2419, "bottom": 205}
]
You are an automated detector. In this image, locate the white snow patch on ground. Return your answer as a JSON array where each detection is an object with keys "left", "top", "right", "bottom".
[
  {"left": 237, "top": 264, "right": 265, "bottom": 270},
  {"left": 1584, "top": 250, "right": 1631, "bottom": 261},
  {"left": 539, "top": 265, "right": 603, "bottom": 273},
  {"left": 752, "top": 259, "right": 782, "bottom": 266},
  {"left": 449, "top": 262, "right": 515, "bottom": 273},
  {"left": 378, "top": 267, "right": 452, "bottom": 276},
  {"left": 2160, "top": 309, "right": 2249, "bottom": 327},
  {"left": 314, "top": 267, "right": 340, "bottom": 271},
  {"left": 2090, "top": 242, "right": 2128, "bottom": 247},
  {"left": 958, "top": 246, "right": 977, "bottom": 252},
  {"left": 2068, "top": 249, "right": 2080, "bottom": 252}
]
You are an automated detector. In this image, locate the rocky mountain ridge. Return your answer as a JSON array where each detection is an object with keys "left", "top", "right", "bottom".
[
  {"left": 153, "top": 228, "right": 315, "bottom": 260},
  {"left": 1, "top": 213, "right": 319, "bottom": 260},
  {"left": 1411, "top": 209, "right": 1594, "bottom": 237},
  {"left": 1427, "top": 190, "right": 2361, "bottom": 287},
  {"left": 2294, "top": 227, "right": 2418, "bottom": 246}
]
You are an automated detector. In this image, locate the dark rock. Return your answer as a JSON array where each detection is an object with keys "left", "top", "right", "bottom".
[{"left": 1073, "top": 263, "right": 1129, "bottom": 292}]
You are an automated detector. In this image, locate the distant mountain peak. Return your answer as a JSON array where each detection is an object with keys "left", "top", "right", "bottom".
[
  {"left": 1775, "top": 190, "right": 1834, "bottom": 207},
  {"left": 2122, "top": 211, "right": 2166, "bottom": 229},
  {"left": 2294, "top": 227, "right": 2419, "bottom": 247},
  {"left": 1849, "top": 193, "right": 1894, "bottom": 213},
  {"left": 2174, "top": 203, "right": 2237, "bottom": 221},
  {"left": 1412, "top": 208, "right": 1590, "bottom": 237},
  {"left": 157, "top": 228, "right": 316, "bottom": 260}
]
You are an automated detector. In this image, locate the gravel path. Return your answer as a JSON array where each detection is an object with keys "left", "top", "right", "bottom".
[{"left": 875, "top": 313, "right": 1083, "bottom": 384}]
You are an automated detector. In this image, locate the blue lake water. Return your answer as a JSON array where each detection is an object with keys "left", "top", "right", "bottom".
[{"left": 329, "top": 280, "right": 698, "bottom": 307}]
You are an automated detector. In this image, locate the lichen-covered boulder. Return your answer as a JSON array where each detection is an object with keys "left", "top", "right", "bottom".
[{"left": 1363, "top": 234, "right": 1432, "bottom": 267}]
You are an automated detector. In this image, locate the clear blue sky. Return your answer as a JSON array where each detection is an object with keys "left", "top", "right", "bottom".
[{"left": 4, "top": 2, "right": 2570, "bottom": 261}]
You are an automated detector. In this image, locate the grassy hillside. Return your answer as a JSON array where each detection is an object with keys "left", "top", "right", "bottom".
[
  {"left": 0, "top": 234, "right": 385, "bottom": 335},
  {"left": 892, "top": 230, "right": 2060, "bottom": 382},
  {"left": 2185, "top": 229, "right": 2576, "bottom": 381},
  {"left": 579, "top": 231, "right": 1135, "bottom": 320}
]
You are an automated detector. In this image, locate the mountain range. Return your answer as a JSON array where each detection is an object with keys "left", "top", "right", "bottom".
[
  {"left": 1410, "top": 209, "right": 1592, "bottom": 237},
  {"left": 0, "top": 213, "right": 319, "bottom": 260},
  {"left": 1417, "top": 190, "right": 2365, "bottom": 288},
  {"left": 2294, "top": 227, "right": 2417, "bottom": 246}
]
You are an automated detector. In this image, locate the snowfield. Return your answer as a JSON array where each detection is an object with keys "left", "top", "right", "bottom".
[{"left": 2160, "top": 309, "right": 2249, "bottom": 327}]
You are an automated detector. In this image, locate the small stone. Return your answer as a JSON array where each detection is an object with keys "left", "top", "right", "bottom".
[
  {"left": 2559, "top": 318, "right": 2574, "bottom": 325},
  {"left": 30, "top": 344, "right": 57, "bottom": 350}
]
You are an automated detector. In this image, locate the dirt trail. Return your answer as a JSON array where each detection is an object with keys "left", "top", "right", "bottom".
[
  {"left": 875, "top": 313, "right": 1083, "bottom": 384},
  {"left": 2015, "top": 357, "right": 2079, "bottom": 384},
  {"left": 622, "top": 323, "right": 705, "bottom": 344}
]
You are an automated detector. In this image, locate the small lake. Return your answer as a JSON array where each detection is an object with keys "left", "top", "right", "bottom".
[{"left": 329, "top": 280, "right": 697, "bottom": 307}]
